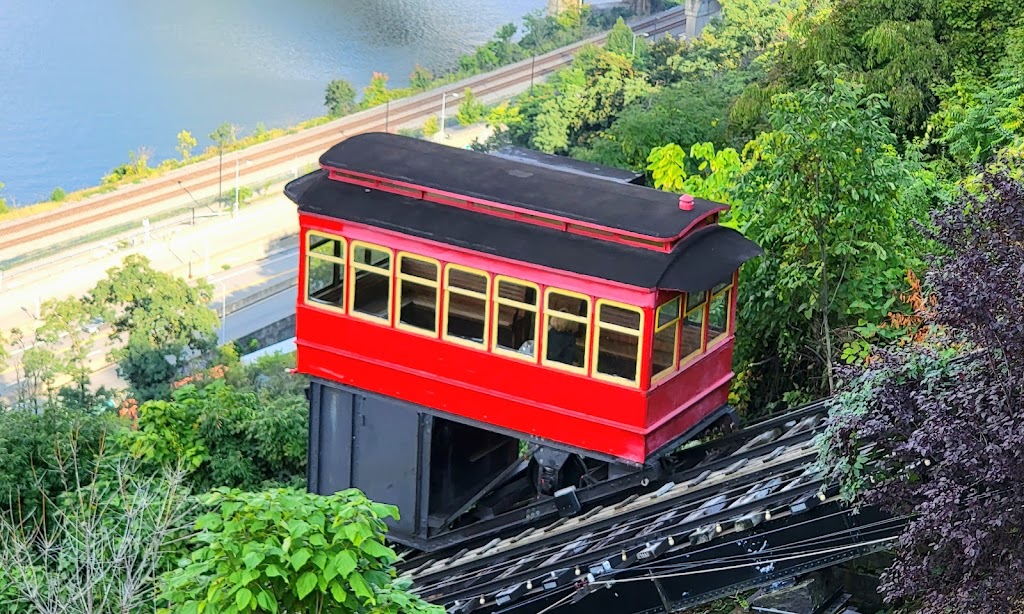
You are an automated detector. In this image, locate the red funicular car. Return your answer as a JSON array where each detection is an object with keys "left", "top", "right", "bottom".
[{"left": 286, "top": 133, "right": 761, "bottom": 548}]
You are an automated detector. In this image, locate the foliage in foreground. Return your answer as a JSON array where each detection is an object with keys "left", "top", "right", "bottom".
[
  {"left": 822, "top": 155, "right": 1024, "bottom": 612},
  {"left": 0, "top": 405, "right": 119, "bottom": 524},
  {"left": 162, "top": 488, "right": 443, "bottom": 614},
  {"left": 0, "top": 454, "right": 196, "bottom": 614}
]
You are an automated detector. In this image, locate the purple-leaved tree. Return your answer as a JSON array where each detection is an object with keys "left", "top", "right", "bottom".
[{"left": 823, "top": 153, "right": 1024, "bottom": 613}]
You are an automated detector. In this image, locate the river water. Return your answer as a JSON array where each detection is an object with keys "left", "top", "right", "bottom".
[{"left": 0, "top": 0, "right": 546, "bottom": 205}]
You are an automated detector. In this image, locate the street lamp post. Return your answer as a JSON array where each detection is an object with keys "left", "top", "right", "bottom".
[
  {"left": 233, "top": 158, "right": 252, "bottom": 218},
  {"left": 632, "top": 31, "right": 650, "bottom": 57},
  {"left": 439, "top": 92, "right": 459, "bottom": 140},
  {"left": 220, "top": 283, "right": 227, "bottom": 346}
]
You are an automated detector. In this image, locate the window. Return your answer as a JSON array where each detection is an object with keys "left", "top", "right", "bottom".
[
  {"left": 707, "top": 281, "right": 733, "bottom": 347},
  {"left": 397, "top": 254, "right": 439, "bottom": 335},
  {"left": 349, "top": 242, "right": 392, "bottom": 323},
  {"left": 652, "top": 296, "right": 681, "bottom": 381},
  {"left": 444, "top": 265, "right": 490, "bottom": 347},
  {"left": 306, "top": 232, "right": 347, "bottom": 310},
  {"left": 543, "top": 290, "right": 590, "bottom": 373},
  {"left": 594, "top": 301, "right": 644, "bottom": 386},
  {"left": 680, "top": 290, "right": 706, "bottom": 364},
  {"left": 492, "top": 276, "right": 539, "bottom": 360}
]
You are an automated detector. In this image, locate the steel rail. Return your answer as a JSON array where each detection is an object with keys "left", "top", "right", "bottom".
[{"left": 397, "top": 401, "right": 844, "bottom": 612}]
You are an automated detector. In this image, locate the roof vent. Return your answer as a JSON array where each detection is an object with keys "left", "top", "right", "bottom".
[{"left": 679, "top": 194, "right": 694, "bottom": 211}]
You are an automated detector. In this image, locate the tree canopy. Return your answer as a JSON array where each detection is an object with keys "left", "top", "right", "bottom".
[{"left": 90, "top": 254, "right": 219, "bottom": 402}]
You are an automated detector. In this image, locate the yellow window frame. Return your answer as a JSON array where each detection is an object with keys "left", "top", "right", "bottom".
[
  {"left": 706, "top": 283, "right": 733, "bottom": 349},
  {"left": 304, "top": 231, "right": 347, "bottom": 315},
  {"left": 491, "top": 275, "right": 541, "bottom": 362},
  {"left": 442, "top": 263, "right": 491, "bottom": 349},
  {"left": 347, "top": 240, "right": 394, "bottom": 325},
  {"left": 680, "top": 293, "right": 707, "bottom": 366},
  {"left": 395, "top": 252, "right": 440, "bottom": 337},
  {"left": 592, "top": 299, "right": 644, "bottom": 387},
  {"left": 651, "top": 296, "right": 681, "bottom": 383},
  {"left": 541, "top": 288, "right": 592, "bottom": 375}
]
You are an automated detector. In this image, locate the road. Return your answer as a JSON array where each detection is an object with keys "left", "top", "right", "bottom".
[
  {"left": 0, "top": 194, "right": 298, "bottom": 335},
  {"left": 1, "top": 276, "right": 299, "bottom": 399},
  {"left": 0, "top": 240, "right": 302, "bottom": 400}
]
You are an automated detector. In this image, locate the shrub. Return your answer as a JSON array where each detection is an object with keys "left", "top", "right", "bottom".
[
  {"left": 0, "top": 406, "right": 121, "bottom": 525},
  {"left": 161, "top": 487, "right": 443, "bottom": 613},
  {"left": 422, "top": 115, "right": 440, "bottom": 138},
  {"left": 0, "top": 453, "right": 195, "bottom": 614},
  {"left": 123, "top": 378, "right": 307, "bottom": 492},
  {"left": 50, "top": 187, "right": 66, "bottom": 202}
]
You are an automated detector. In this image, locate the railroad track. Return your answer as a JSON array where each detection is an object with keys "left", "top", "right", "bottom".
[
  {"left": 397, "top": 400, "right": 906, "bottom": 613},
  {"left": 0, "top": 9, "right": 687, "bottom": 256}
]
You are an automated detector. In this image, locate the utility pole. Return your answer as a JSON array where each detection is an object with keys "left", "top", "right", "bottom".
[
  {"left": 218, "top": 146, "right": 223, "bottom": 203},
  {"left": 385, "top": 100, "right": 391, "bottom": 133},
  {"left": 530, "top": 55, "right": 536, "bottom": 93},
  {"left": 439, "top": 92, "right": 459, "bottom": 140}
]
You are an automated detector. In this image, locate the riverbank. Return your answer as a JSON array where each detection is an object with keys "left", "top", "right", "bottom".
[{"left": 0, "top": 4, "right": 635, "bottom": 220}]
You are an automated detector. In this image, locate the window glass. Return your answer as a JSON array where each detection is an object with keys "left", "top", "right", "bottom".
[
  {"left": 397, "top": 254, "right": 439, "bottom": 334},
  {"left": 680, "top": 306, "right": 704, "bottom": 363},
  {"left": 707, "top": 285, "right": 732, "bottom": 345},
  {"left": 445, "top": 267, "right": 489, "bottom": 346},
  {"left": 306, "top": 233, "right": 345, "bottom": 309},
  {"left": 493, "top": 278, "right": 539, "bottom": 359},
  {"left": 350, "top": 243, "right": 392, "bottom": 322},
  {"left": 595, "top": 302, "right": 643, "bottom": 385},
  {"left": 652, "top": 296, "right": 681, "bottom": 379},
  {"left": 354, "top": 244, "right": 390, "bottom": 269},
  {"left": 544, "top": 291, "right": 590, "bottom": 370},
  {"left": 685, "top": 290, "right": 707, "bottom": 313}
]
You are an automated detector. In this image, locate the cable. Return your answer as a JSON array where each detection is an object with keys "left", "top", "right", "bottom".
[
  {"left": 418, "top": 458, "right": 821, "bottom": 591},
  {"left": 587, "top": 535, "right": 898, "bottom": 585}
]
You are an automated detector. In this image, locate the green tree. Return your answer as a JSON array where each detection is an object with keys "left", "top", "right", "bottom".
[
  {"left": 90, "top": 255, "right": 219, "bottom": 402},
  {"left": 408, "top": 64, "right": 434, "bottom": 91},
  {"left": 36, "top": 297, "right": 98, "bottom": 404},
  {"left": 732, "top": 66, "right": 931, "bottom": 403},
  {"left": 485, "top": 101, "right": 523, "bottom": 132},
  {"left": 209, "top": 123, "right": 238, "bottom": 155},
  {"left": 50, "top": 187, "right": 66, "bottom": 202},
  {"left": 933, "top": 28, "right": 1024, "bottom": 166},
  {"left": 646, "top": 142, "right": 744, "bottom": 204},
  {"left": 577, "top": 73, "right": 749, "bottom": 169},
  {"left": 361, "top": 72, "right": 392, "bottom": 108},
  {"left": 324, "top": 79, "right": 358, "bottom": 117},
  {"left": 176, "top": 130, "right": 197, "bottom": 161},
  {"left": 161, "top": 487, "right": 444, "bottom": 613},
  {"left": 0, "top": 182, "right": 8, "bottom": 214},
  {"left": 604, "top": 17, "right": 637, "bottom": 57},
  {"left": 455, "top": 88, "right": 487, "bottom": 126},
  {"left": 513, "top": 45, "right": 652, "bottom": 154},
  {"left": 669, "top": 0, "right": 809, "bottom": 80},
  {"left": 422, "top": 115, "right": 440, "bottom": 138}
]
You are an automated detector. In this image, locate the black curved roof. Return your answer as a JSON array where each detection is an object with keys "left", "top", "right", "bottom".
[
  {"left": 287, "top": 169, "right": 762, "bottom": 292},
  {"left": 318, "top": 133, "right": 722, "bottom": 240}
]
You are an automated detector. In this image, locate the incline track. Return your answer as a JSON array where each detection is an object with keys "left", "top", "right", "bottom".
[
  {"left": 0, "top": 9, "right": 687, "bottom": 256},
  {"left": 399, "top": 401, "right": 905, "bottom": 613}
]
